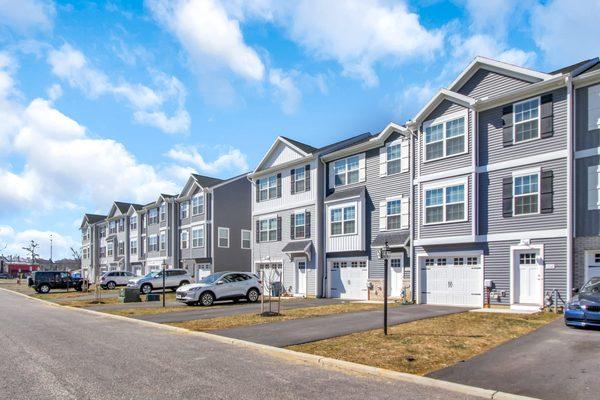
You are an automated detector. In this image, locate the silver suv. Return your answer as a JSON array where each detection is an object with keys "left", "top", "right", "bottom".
[
  {"left": 127, "top": 269, "right": 192, "bottom": 294},
  {"left": 176, "top": 272, "right": 261, "bottom": 306},
  {"left": 100, "top": 270, "right": 136, "bottom": 290}
]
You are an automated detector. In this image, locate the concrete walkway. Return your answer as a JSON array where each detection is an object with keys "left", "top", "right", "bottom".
[
  {"left": 214, "top": 304, "right": 470, "bottom": 347},
  {"left": 429, "top": 319, "right": 600, "bottom": 400}
]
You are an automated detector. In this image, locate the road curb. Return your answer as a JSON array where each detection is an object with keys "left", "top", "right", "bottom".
[{"left": 0, "top": 287, "right": 539, "bottom": 400}]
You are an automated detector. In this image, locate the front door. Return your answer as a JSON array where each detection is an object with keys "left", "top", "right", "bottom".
[
  {"left": 517, "top": 252, "right": 541, "bottom": 304},
  {"left": 390, "top": 258, "right": 404, "bottom": 297},
  {"left": 296, "top": 260, "right": 307, "bottom": 296}
]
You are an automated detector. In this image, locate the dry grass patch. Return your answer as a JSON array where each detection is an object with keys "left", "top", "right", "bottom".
[
  {"left": 106, "top": 305, "right": 191, "bottom": 317},
  {"left": 288, "top": 311, "right": 559, "bottom": 376},
  {"left": 172, "top": 302, "right": 396, "bottom": 332}
]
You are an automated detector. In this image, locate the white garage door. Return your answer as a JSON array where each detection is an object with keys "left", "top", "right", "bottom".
[
  {"left": 329, "top": 260, "right": 368, "bottom": 300},
  {"left": 420, "top": 256, "right": 482, "bottom": 307}
]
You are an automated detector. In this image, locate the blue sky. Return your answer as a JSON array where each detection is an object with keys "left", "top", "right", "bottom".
[{"left": 0, "top": 0, "right": 598, "bottom": 259}]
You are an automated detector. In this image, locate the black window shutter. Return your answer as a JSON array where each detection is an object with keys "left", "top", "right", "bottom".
[
  {"left": 540, "top": 170, "right": 554, "bottom": 214},
  {"left": 255, "top": 179, "right": 260, "bottom": 203},
  {"left": 276, "top": 173, "right": 282, "bottom": 198},
  {"left": 540, "top": 94, "right": 554, "bottom": 138},
  {"left": 305, "top": 164, "right": 311, "bottom": 191},
  {"left": 502, "top": 105, "right": 513, "bottom": 147},
  {"left": 290, "top": 213, "right": 295, "bottom": 240},
  {"left": 277, "top": 216, "right": 282, "bottom": 241},
  {"left": 290, "top": 169, "right": 296, "bottom": 195},
  {"left": 255, "top": 220, "right": 260, "bottom": 243},
  {"left": 305, "top": 211, "right": 311, "bottom": 238},
  {"left": 502, "top": 177, "right": 513, "bottom": 217}
]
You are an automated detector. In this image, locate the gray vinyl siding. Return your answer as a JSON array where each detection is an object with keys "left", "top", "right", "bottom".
[
  {"left": 479, "top": 158, "right": 567, "bottom": 235},
  {"left": 418, "top": 175, "right": 472, "bottom": 238},
  {"left": 575, "top": 155, "right": 600, "bottom": 236},
  {"left": 418, "top": 101, "right": 472, "bottom": 176},
  {"left": 457, "top": 69, "right": 531, "bottom": 99},
  {"left": 575, "top": 84, "right": 600, "bottom": 151},
  {"left": 478, "top": 87, "right": 567, "bottom": 166},
  {"left": 212, "top": 176, "right": 252, "bottom": 272}
]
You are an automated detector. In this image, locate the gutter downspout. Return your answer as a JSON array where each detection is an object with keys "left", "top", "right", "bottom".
[
  {"left": 406, "top": 122, "right": 418, "bottom": 303},
  {"left": 319, "top": 156, "right": 328, "bottom": 298},
  {"left": 566, "top": 75, "right": 574, "bottom": 301},
  {"left": 246, "top": 175, "right": 254, "bottom": 276}
]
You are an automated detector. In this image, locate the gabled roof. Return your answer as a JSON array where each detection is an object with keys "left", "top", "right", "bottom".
[
  {"left": 126, "top": 203, "right": 143, "bottom": 215},
  {"left": 280, "top": 136, "right": 317, "bottom": 154},
  {"left": 191, "top": 173, "right": 224, "bottom": 188},
  {"left": 253, "top": 136, "right": 315, "bottom": 173},
  {"left": 549, "top": 58, "right": 599, "bottom": 75},
  {"left": 80, "top": 213, "right": 106, "bottom": 229},
  {"left": 409, "top": 89, "right": 476, "bottom": 126},
  {"left": 448, "top": 56, "right": 553, "bottom": 93},
  {"left": 321, "top": 125, "right": 408, "bottom": 162},
  {"left": 107, "top": 201, "right": 134, "bottom": 219}
]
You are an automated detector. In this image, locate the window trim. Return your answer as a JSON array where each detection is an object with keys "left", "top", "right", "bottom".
[
  {"left": 241, "top": 229, "right": 251, "bottom": 249},
  {"left": 329, "top": 202, "right": 358, "bottom": 236},
  {"left": 159, "top": 231, "right": 167, "bottom": 251},
  {"left": 386, "top": 198, "right": 402, "bottom": 231},
  {"left": 130, "top": 238, "right": 137, "bottom": 255},
  {"left": 191, "top": 226, "right": 205, "bottom": 248},
  {"left": 292, "top": 166, "right": 307, "bottom": 194},
  {"left": 422, "top": 177, "right": 468, "bottom": 226},
  {"left": 259, "top": 175, "right": 278, "bottom": 201},
  {"left": 159, "top": 203, "right": 167, "bottom": 222},
  {"left": 180, "top": 230, "right": 189, "bottom": 249},
  {"left": 588, "top": 83, "right": 600, "bottom": 132},
  {"left": 129, "top": 215, "right": 137, "bottom": 230},
  {"left": 513, "top": 96, "right": 541, "bottom": 144},
  {"left": 512, "top": 170, "right": 541, "bottom": 216},
  {"left": 422, "top": 110, "right": 468, "bottom": 163},
  {"left": 217, "top": 227, "right": 230, "bottom": 248},
  {"left": 180, "top": 202, "right": 189, "bottom": 219},
  {"left": 333, "top": 155, "right": 361, "bottom": 188},
  {"left": 385, "top": 141, "right": 402, "bottom": 176},
  {"left": 258, "top": 217, "right": 278, "bottom": 243},
  {"left": 588, "top": 165, "right": 600, "bottom": 211},
  {"left": 191, "top": 193, "right": 204, "bottom": 215},
  {"left": 293, "top": 211, "right": 307, "bottom": 239}
]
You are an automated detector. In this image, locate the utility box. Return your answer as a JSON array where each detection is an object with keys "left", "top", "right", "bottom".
[
  {"left": 146, "top": 293, "right": 160, "bottom": 302},
  {"left": 484, "top": 279, "right": 494, "bottom": 288},
  {"left": 119, "top": 287, "right": 141, "bottom": 303}
]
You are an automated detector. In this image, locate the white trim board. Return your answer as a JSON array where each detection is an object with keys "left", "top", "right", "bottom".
[
  {"left": 414, "top": 229, "right": 567, "bottom": 246},
  {"left": 575, "top": 147, "right": 600, "bottom": 159}
]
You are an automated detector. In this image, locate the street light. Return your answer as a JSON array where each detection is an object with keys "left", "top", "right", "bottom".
[
  {"left": 378, "top": 241, "right": 391, "bottom": 335},
  {"left": 161, "top": 259, "right": 167, "bottom": 308}
]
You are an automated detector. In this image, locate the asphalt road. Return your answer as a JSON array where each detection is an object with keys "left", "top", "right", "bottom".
[
  {"left": 214, "top": 304, "right": 470, "bottom": 347},
  {"left": 429, "top": 319, "right": 600, "bottom": 400},
  {"left": 0, "top": 289, "right": 478, "bottom": 400}
]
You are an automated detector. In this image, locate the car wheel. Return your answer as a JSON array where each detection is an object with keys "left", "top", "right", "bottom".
[
  {"left": 247, "top": 288, "right": 260, "bottom": 303},
  {"left": 140, "top": 283, "right": 152, "bottom": 294},
  {"left": 106, "top": 281, "right": 116, "bottom": 290},
  {"left": 200, "top": 292, "right": 215, "bottom": 306},
  {"left": 38, "top": 284, "right": 51, "bottom": 294}
]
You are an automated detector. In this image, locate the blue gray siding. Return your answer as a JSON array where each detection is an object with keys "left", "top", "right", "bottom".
[{"left": 457, "top": 69, "right": 531, "bottom": 99}]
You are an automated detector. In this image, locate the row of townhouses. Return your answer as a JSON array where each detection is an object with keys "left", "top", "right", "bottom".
[{"left": 81, "top": 56, "right": 600, "bottom": 310}]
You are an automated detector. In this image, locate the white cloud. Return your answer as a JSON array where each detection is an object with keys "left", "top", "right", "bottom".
[
  {"left": 0, "top": 225, "right": 77, "bottom": 260},
  {"left": 465, "top": 0, "right": 523, "bottom": 40},
  {"left": 394, "top": 81, "right": 437, "bottom": 119},
  {"left": 46, "top": 83, "right": 62, "bottom": 101},
  {"left": 166, "top": 145, "right": 249, "bottom": 175},
  {"left": 269, "top": 69, "right": 301, "bottom": 115},
  {"left": 531, "top": 0, "right": 600, "bottom": 68},
  {"left": 146, "top": 0, "right": 265, "bottom": 81},
  {"left": 0, "top": 0, "right": 55, "bottom": 34},
  {"left": 47, "top": 43, "right": 190, "bottom": 134}
]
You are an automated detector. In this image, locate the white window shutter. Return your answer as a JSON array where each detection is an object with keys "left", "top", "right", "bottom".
[
  {"left": 379, "top": 147, "right": 387, "bottom": 177},
  {"left": 328, "top": 163, "right": 335, "bottom": 189},
  {"left": 401, "top": 197, "right": 410, "bottom": 229},
  {"left": 359, "top": 153, "right": 366, "bottom": 182},
  {"left": 379, "top": 201, "right": 387, "bottom": 231},
  {"left": 400, "top": 139, "right": 409, "bottom": 173},
  {"left": 589, "top": 166, "right": 600, "bottom": 210}
]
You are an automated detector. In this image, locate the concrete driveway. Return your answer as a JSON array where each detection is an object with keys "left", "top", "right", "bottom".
[
  {"left": 214, "top": 304, "right": 469, "bottom": 347},
  {"left": 429, "top": 319, "right": 600, "bottom": 400}
]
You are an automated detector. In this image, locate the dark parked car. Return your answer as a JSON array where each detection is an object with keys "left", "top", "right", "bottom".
[
  {"left": 28, "top": 271, "right": 86, "bottom": 294},
  {"left": 0, "top": 273, "right": 11, "bottom": 279},
  {"left": 565, "top": 277, "right": 600, "bottom": 328}
]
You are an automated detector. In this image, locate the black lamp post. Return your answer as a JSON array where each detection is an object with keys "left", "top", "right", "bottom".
[
  {"left": 161, "top": 259, "right": 167, "bottom": 308},
  {"left": 378, "top": 241, "right": 391, "bottom": 335}
]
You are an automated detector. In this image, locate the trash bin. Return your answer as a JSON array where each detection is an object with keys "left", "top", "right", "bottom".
[
  {"left": 119, "top": 287, "right": 141, "bottom": 303},
  {"left": 271, "top": 281, "right": 282, "bottom": 297},
  {"left": 146, "top": 293, "right": 160, "bottom": 302}
]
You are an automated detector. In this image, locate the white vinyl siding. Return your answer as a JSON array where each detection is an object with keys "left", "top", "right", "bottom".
[
  {"left": 192, "top": 226, "right": 204, "bottom": 248},
  {"left": 513, "top": 97, "right": 540, "bottom": 143},
  {"left": 218, "top": 227, "right": 229, "bottom": 248},
  {"left": 588, "top": 165, "right": 600, "bottom": 210},
  {"left": 514, "top": 173, "right": 540, "bottom": 215},
  {"left": 588, "top": 83, "right": 600, "bottom": 131},
  {"left": 423, "top": 113, "right": 466, "bottom": 162}
]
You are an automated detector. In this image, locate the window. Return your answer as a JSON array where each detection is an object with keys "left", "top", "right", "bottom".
[
  {"left": 386, "top": 200, "right": 402, "bottom": 230},
  {"left": 148, "top": 208, "right": 158, "bottom": 224},
  {"left": 425, "top": 258, "right": 434, "bottom": 267},
  {"left": 118, "top": 241, "right": 124, "bottom": 256},
  {"left": 130, "top": 239, "right": 137, "bottom": 255},
  {"left": 259, "top": 218, "right": 278, "bottom": 242},
  {"left": 118, "top": 218, "right": 125, "bottom": 232},
  {"left": 107, "top": 242, "right": 113, "bottom": 256},
  {"left": 180, "top": 202, "right": 189, "bottom": 219},
  {"left": 148, "top": 235, "right": 158, "bottom": 252},
  {"left": 129, "top": 215, "right": 137, "bottom": 230},
  {"left": 330, "top": 205, "right": 356, "bottom": 235},
  {"left": 192, "top": 194, "right": 204, "bottom": 215},
  {"left": 259, "top": 176, "right": 277, "bottom": 201},
  {"left": 294, "top": 212, "right": 306, "bottom": 239},
  {"left": 292, "top": 167, "right": 307, "bottom": 193},
  {"left": 386, "top": 143, "right": 401, "bottom": 175},
  {"left": 595, "top": 253, "right": 600, "bottom": 264},
  {"left": 391, "top": 258, "right": 402, "bottom": 268},
  {"left": 588, "top": 165, "right": 600, "bottom": 210},
  {"left": 99, "top": 246, "right": 106, "bottom": 258},
  {"left": 333, "top": 155, "right": 360, "bottom": 186},
  {"left": 589, "top": 84, "right": 600, "bottom": 131},
  {"left": 453, "top": 257, "right": 464, "bottom": 266},
  {"left": 514, "top": 98, "right": 539, "bottom": 143},
  {"left": 514, "top": 173, "right": 539, "bottom": 215},
  {"left": 82, "top": 247, "right": 89, "bottom": 259},
  {"left": 159, "top": 231, "right": 167, "bottom": 251},
  {"left": 99, "top": 227, "right": 106, "bottom": 238},
  {"left": 180, "top": 231, "right": 189, "bottom": 249},
  {"left": 109, "top": 220, "right": 117, "bottom": 234},
  {"left": 192, "top": 226, "right": 204, "bottom": 248},
  {"left": 241, "top": 230, "right": 251, "bottom": 249},
  {"left": 424, "top": 183, "right": 465, "bottom": 224},
  {"left": 520, "top": 253, "right": 537, "bottom": 264},
  {"left": 159, "top": 203, "right": 166, "bottom": 222},
  {"left": 218, "top": 227, "right": 229, "bottom": 248},
  {"left": 424, "top": 116, "right": 466, "bottom": 161},
  {"left": 436, "top": 258, "right": 447, "bottom": 266}
]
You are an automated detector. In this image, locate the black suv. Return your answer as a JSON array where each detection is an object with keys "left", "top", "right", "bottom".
[{"left": 28, "top": 271, "right": 86, "bottom": 293}]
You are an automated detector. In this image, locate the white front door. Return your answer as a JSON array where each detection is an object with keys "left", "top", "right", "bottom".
[
  {"left": 517, "top": 252, "right": 541, "bottom": 304},
  {"left": 585, "top": 251, "right": 600, "bottom": 282},
  {"left": 390, "top": 258, "right": 404, "bottom": 297},
  {"left": 296, "top": 260, "right": 306, "bottom": 296}
]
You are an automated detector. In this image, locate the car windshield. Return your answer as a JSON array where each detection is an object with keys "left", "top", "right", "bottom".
[
  {"left": 580, "top": 278, "right": 600, "bottom": 294},
  {"left": 199, "top": 272, "right": 226, "bottom": 284},
  {"left": 143, "top": 271, "right": 161, "bottom": 278}
]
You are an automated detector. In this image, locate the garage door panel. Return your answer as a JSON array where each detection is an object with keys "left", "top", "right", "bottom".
[
  {"left": 421, "top": 256, "right": 482, "bottom": 307},
  {"left": 329, "top": 260, "right": 368, "bottom": 300}
]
